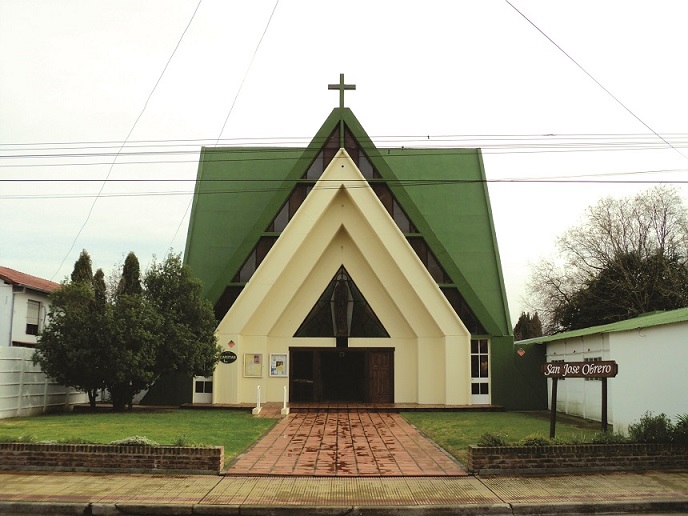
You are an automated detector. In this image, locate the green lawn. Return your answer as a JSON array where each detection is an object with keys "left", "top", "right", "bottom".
[
  {"left": 0, "top": 408, "right": 606, "bottom": 468},
  {"left": 0, "top": 409, "right": 276, "bottom": 463},
  {"left": 402, "top": 410, "right": 605, "bottom": 464}
]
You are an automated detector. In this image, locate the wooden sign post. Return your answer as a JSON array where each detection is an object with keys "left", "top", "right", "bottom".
[{"left": 541, "top": 361, "right": 618, "bottom": 438}]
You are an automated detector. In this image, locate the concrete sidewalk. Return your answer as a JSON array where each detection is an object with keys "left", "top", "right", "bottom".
[{"left": 0, "top": 470, "right": 687, "bottom": 514}]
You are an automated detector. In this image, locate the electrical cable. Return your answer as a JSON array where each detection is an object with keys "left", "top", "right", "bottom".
[
  {"left": 504, "top": 0, "right": 688, "bottom": 164},
  {"left": 50, "top": 0, "right": 205, "bottom": 281},
  {"left": 165, "top": 0, "right": 280, "bottom": 256}
]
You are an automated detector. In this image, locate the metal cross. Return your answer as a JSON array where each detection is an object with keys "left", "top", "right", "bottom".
[{"left": 328, "top": 73, "right": 356, "bottom": 109}]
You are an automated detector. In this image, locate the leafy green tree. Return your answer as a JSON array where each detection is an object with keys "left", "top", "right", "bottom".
[
  {"left": 528, "top": 186, "right": 688, "bottom": 332},
  {"left": 107, "top": 290, "right": 161, "bottom": 411},
  {"left": 71, "top": 249, "right": 93, "bottom": 284},
  {"left": 118, "top": 251, "right": 142, "bottom": 296},
  {"left": 107, "top": 252, "right": 159, "bottom": 410},
  {"left": 93, "top": 268, "right": 107, "bottom": 310},
  {"left": 34, "top": 256, "right": 107, "bottom": 407},
  {"left": 144, "top": 254, "right": 219, "bottom": 378},
  {"left": 36, "top": 250, "right": 220, "bottom": 411},
  {"left": 555, "top": 251, "right": 688, "bottom": 330},
  {"left": 513, "top": 312, "right": 543, "bottom": 340}
]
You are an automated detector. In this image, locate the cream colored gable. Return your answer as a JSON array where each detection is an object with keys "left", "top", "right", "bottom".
[{"left": 217, "top": 149, "right": 469, "bottom": 340}]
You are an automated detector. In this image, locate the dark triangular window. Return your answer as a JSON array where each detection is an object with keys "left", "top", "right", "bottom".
[{"left": 295, "top": 266, "right": 389, "bottom": 338}]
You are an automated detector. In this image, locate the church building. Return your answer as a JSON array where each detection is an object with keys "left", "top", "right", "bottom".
[{"left": 160, "top": 78, "right": 544, "bottom": 409}]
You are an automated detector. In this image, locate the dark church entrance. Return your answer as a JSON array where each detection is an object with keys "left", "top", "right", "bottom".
[{"left": 289, "top": 347, "right": 394, "bottom": 403}]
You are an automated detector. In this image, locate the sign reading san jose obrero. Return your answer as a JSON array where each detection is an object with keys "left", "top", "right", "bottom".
[{"left": 541, "top": 361, "right": 618, "bottom": 378}]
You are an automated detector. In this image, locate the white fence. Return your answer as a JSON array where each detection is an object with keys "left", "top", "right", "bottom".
[{"left": 0, "top": 346, "right": 88, "bottom": 419}]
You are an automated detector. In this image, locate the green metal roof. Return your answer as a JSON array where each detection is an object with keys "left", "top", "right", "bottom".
[
  {"left": 183, "top": 108, "right": 512, "bottom": 336},
  {"left": 517, "top": 307, "right": 688, "bottom": 345}
]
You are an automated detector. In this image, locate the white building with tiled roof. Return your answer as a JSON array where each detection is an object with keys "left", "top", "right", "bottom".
[
  {"left": 0, "top": 266, "right": 87, "bottom": 418},
  {"left": 0, "top": 266, "right": 60, "bottom": 348}
]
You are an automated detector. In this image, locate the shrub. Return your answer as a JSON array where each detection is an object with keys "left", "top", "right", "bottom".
[
  {"left": 110, "top": 436, "right": 159, "bottom": 446},
  {"left": 519, "top": 434, "right": 551, "bottom": 446},
  {"left": 0, "top": 434, "right": 37, "bottom": 443},
  {"left": 477, "top": 432, "right": 508, "bottom": 446},
  {"left": 590, "top": 432, "right": 628, "bottom": 444},
  {"left": 57, "top": 437, "right": 96, "bottom": 444},
  {"left": 672, "top": 414, "right": 688, "bottom": 444},
  {"left": 562, "top": 434, "right": 588, "bottom": 445},
  {"left": 172, "top": 435, "right": 208, "bottom": 447},
  {"left": 627, "top": 412, "right": 673, "bottom": 443}
]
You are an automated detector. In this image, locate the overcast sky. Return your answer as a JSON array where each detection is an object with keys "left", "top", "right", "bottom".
[{"left": 2, "top": 0, "right": 688, "bottom": 325}]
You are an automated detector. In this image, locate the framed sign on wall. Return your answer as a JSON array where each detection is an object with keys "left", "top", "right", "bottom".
[
  {"left": 269, "top": 353, "right": 288, "bottom": 377},
  {"left": 243, "top": 353, "right": 263, "bottom": 377}
]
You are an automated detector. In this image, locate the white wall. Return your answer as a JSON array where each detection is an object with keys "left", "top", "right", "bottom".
[
  {"left": 545, "top": 334, "right": 611, "bottom": 423},
  {"left": 8, "top": 290, "right": 50, "bottom": 347},
  {"left": 546, "top": 322, "right": 688, "bottom": 434},
  {"left": 0, "top": 346, "right": 88, "bottom": 419},
  {"left": 610, "top": 323, "right": 688, "bottom": 434},
  {"left": 0, "top": 284, "right": 12, "bottom": 347}
]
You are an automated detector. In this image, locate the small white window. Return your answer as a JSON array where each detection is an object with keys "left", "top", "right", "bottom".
[
  {"left": 471, "top": 339, "right": 490, "bottom": 404},
  {"left": 26, "top": 300, "right": 41, "bottom": 336}
]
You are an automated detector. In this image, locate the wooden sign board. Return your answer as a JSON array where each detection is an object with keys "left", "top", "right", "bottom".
[
  {"left": 541, "top": 361, "right": 618, "bottom": 379},
  {"left": 541, "top": 360, "right": 618, "bottom": 437}
]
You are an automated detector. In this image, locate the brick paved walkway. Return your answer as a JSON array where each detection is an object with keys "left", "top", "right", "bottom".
[{"left": 226, "top": 410, "right": 467, "bottom": 476}]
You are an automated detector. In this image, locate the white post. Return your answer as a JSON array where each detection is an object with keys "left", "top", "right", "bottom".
[
  {"left": 252, "top": 385, "right": 262, "bottom": 415},
  {"left": 281, "top": 385, "right": 290, "bottom": 416}
]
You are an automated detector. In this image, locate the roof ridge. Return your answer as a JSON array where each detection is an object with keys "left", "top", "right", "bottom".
[{"left": 0, "top": 266, "right": 61, "bottom": 293}]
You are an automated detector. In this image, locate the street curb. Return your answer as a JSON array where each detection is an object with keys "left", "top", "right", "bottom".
[
  {"left": 511, "top": 499, "right": 688, "bottom": 514},
  {"left": 0, "top": 501, "right": 88, "bottom": 514},
  {"left": 3, "top": 499, "right": 688, "bottom": 515}
]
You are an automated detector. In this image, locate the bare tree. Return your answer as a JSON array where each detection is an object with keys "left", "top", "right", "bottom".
[{"left": 528, "top": 185, "right": 688, "bottom": 333}]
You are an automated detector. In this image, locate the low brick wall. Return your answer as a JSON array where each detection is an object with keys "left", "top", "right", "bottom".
[
  {"left": 469, "top": 443, "right": 688, "bottom": 475},
  {"left": 0, "top": 443, "right": 224, "bottom": 475}
]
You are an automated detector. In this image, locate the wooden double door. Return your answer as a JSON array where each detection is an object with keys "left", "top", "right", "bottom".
[{"left": 289, "top": 347, "right": 394, "bottom": 403}]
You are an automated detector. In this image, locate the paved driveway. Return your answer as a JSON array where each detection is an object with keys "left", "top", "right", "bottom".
[{"left": 226, "top": 410, "right": 467, "bottom": 476}]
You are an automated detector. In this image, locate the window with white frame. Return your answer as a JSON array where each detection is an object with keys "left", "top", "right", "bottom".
[
  {"left": 471, "top": 338, "right": 490, "bottom": 401},
  {"left": 194, "top": 380, "right": 213, "bottom": 394},
  {"left": 26, "top": 300, "right": 41, "bottom": 336}
]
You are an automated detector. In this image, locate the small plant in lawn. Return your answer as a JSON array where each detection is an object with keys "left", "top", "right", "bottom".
[
  {"left": 562, "top": 433, "right": 588, "bottom": 445},
  {"left": 628, "top": 412, "right": 673, "bottom": 443},
  {"left": 519, "top": 434, "right": 551, "bottom": 446},
  {"left": 110, "top": 436, "right": 159, "bottom": 446},
  {"left": 172, "top": 435, "right": 208, "bottom": 447},
  {"left": 590, "top": 432, "right": 628, "bottom": 444},
  {"left": 0, "top": 434, "right": 37, "bottom": 443},
  {"left": 477, "top": 432, "right": 508, "bottom": 446}
]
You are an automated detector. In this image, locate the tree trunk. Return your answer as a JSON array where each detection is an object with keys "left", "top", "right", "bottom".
[
  {"left": 110, "top": 383, "right": 132, "bottom": 412},
  {"left": 87, "top": 389, "right": 98, "bottom": 408}
]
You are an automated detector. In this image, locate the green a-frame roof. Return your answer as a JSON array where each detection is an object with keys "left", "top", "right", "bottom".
[{"left": 184, "top": 107, "right": 513, "bottom": 338}]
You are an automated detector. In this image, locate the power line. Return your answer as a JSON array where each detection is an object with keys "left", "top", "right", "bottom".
[
  {"left": 51, "top": 0, "right": 205, "bottom": 281},
  {"left": 504, "top": 0, "right": 688, "bottom": 164},
  {"left": 3, "top": 141, "right": 688, "bottom": 169},
  {"left": 5, "top": 132, "right": 688, "bottom": 149},
  {"left": 165, "top": 0, "right": 280, "bottom": 257},
  {"left": 5, "top": 176, "right": 688, "bottom": 201},
  {"left": 3, "top": 166, "right": 688, "bottom": 184}
]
